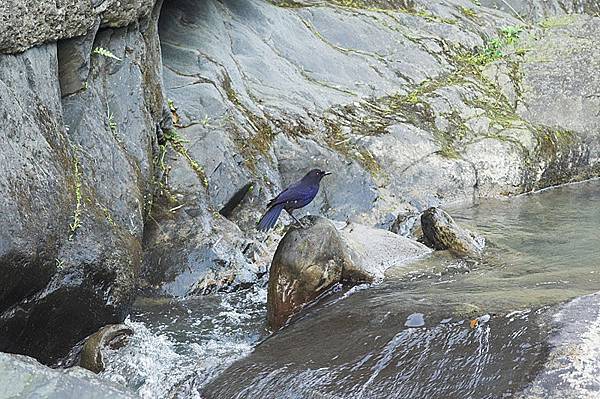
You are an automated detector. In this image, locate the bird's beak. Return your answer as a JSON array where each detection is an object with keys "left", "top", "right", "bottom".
[{"left": 324, "top": 172, "right": 332, "bottom": 176}]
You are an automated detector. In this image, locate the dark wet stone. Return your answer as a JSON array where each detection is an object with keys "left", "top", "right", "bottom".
[
  {"left": 203, "top": 286, "right": 550, "bottom": 399},
  {"left": 267, "top": 216, "right": 349, "bottom": 330},
  {"left": 79, "top": 324, "right": 134, "bottom": 373},
  {"left": 421, "top": 207, "right": 485, "bottom": 256}
]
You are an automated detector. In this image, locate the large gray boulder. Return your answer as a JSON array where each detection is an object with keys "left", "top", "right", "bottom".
[
  {"left": 0, "top": 0, "right": 166, "bottom": 363},
  {"left": 0, "top": 352, "right": 137, "bottom": 399},
  {"left": 267, "top": 216, "right": 430, "bottom": 330}
]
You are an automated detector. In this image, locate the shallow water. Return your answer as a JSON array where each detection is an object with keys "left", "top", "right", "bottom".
[{"left": 102, "top": 180, "right": 600, "bottom": 398}]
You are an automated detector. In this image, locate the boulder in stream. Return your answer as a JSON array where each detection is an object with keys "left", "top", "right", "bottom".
[
  {"left": 0, "top": 351, "right": 136, "bottom": 399},
  {"left": 79, "top": 324, "right": 134, "bottom": 373},
  {"left": 421, "top": 207, "right": 485, "bottom": 257},
  {"left": 267, "top": 216, "right": 430, "bottom": 330}
]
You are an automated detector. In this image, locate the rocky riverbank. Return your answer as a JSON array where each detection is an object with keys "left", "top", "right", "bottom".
[{"left": 0, "top": 0, "right": 599, "bottom": 366}]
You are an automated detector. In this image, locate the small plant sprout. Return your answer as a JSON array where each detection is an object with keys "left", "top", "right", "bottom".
[
  {"left": 93, "top": 47, "right": 122, "bottom": 61},
  {"left": 107, "top": 107, "right": 117, "bottom": 134},
  {"left": 500, "top": 26, "right": 522, "bottom": 45},
  {"left": 168, "top": 98, "right": 176, "bottom": 112},
  {"left": 201, "top": 115, "right": 211, "bottom": 127}
]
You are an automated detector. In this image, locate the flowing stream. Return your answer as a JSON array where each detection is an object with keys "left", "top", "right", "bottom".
[{"left": 101, "top": 180, "right": 600, "bottom": 398}]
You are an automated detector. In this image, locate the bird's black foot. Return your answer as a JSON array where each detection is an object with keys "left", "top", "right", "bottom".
[{"left": 287, "top": 212, "right": 306, "bottom": 229}]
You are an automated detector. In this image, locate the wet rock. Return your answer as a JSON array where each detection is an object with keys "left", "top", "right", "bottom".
[
  {"left": 267, "top": 216, "right": 350, "bottom": 330},
  {"left": 421, "top": 207, "right": 485, "bottom": 256},
  {"left": 79, "top": 324, "right": 134, "bottom": 373},
  {"left": 267, "top": 216, "right": 430, "bottom": 330},
  {"left": 205, "top": 283, "right": 550, "bottom": 399},
  {"left": 0, "top": 352, "right": 137, "bottom": 399},
  {"left": 518, "top": 292, "right": 600, "bottom": 399}
]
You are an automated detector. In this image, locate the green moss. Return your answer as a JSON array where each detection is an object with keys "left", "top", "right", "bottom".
[
  {"left": 164, "top": 128, "right": 209, "bottom": 188},
  {"left": 539, "top": 15, "right": 577, "bottom": 30},
  {"left": 222, "top": 74, "right": 277, "bottom": 171},
  {"left": 151, "top": 145, "right": 178, "bottom": 207},
  {"left": 324, "top": 119, "right": 382, "bottom": 176},
  {"left": 222, "top": 74, "right": 241, "bottom": 107},
  {"left": 524, "top": 127, "right": 582, "bottom": 190},
  {"left": 248, "top": 119, "right": 275, "bottom": 156},
  {"left": 268, "top": 0, "right": 307, "bottom": 7},
  {"left": 412, "top": 9, "right": 457, "bottom": 24},
  {"left": 321, "top": 0, "right": 455, "bottom": 24},
  {"left": 328, "top": 0, "right": 413, "bottom": 11},
  {"left": 459, "top": 6, "right": 477, "bottom": 19},
  {"left": 102, "top": 207, "right": 117, "bottom": 228},
  {"left": 437, "top": 145, "right": 461, "bottom": 159},
  {"left": 357, "top": 148, "right": 382, "bottom": 175},
  {"left": 404, "top": 90, "right": 421, "bottom": 105},
  {"left": 69, "top": 156, "right": 83, "bottom": 240},
  {"left": 536, "top": 128, "right": 576, "bottom": 158}
]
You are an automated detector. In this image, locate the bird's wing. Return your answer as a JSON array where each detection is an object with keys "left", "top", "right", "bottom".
[{"left": 267, "top": 181, "right": 313, "bottom": 207}]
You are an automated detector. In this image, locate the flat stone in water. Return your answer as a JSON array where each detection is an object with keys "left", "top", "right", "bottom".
[{"left": 405, "top": 313, "right": 425, "bottom": 327}]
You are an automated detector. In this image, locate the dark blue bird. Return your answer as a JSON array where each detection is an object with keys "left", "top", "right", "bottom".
[{"left": 257, "top": 169, "right": 331, "bottom": 232}]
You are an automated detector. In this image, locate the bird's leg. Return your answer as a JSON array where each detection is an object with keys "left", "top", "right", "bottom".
[{"left": 285, "top": 209, "right": 305, "bottom": 228}]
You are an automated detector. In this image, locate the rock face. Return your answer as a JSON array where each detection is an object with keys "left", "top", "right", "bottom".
[
  {"left": 0, "top": 352, "right": 136, "bottom": 399},
  {"left": 0, "top": 0, "right": 167, "bottom": 363},
  {"left": 267, "top": 216, "right": 430, "bottom": 329},
  {"left": 148, "top": 0, "right": 600, "bottom": 298},
  {"left": 421, "top": 207, "right": 485, "bottom": 256}
]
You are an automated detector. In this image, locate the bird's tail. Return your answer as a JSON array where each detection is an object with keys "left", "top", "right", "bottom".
[{"left": 257, "top": 204, "right": 284, "bottom": 232}]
